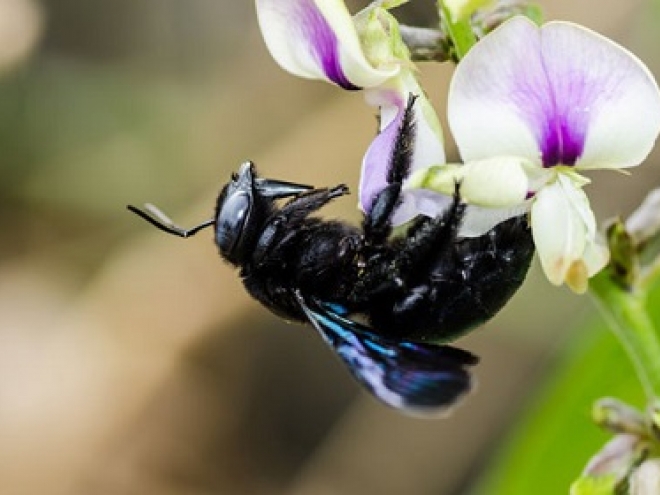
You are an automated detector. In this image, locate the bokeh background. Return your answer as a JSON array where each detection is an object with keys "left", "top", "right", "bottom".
[{"left": 1, "top": 1, "right": 659, "bottom": 494}]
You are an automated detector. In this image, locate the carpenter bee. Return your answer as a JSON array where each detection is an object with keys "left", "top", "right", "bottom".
[{"left": 128, "top": 98, "right": 534, "bottom": 416}]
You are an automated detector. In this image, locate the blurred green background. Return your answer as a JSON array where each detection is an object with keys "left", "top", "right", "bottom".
[{"left": 1, "top": 1, "right": 660, "bottom": 494}]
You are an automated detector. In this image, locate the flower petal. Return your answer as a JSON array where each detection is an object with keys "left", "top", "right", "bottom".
[
  {"left": 256, "top": 0, "right": 398, "bottom": 89},
  {"left": 458, "top": 157, "right": 533, "bottom": 206},
  {"left": 395, "top": 189, "right": 454, "bottom": 226},
  {"left": 559, "top": 174, "right": 609, "bottom": 282},
  {"left": 630, "top": 459, "right": 660, "bottom": 495},
  {"left": 359, "top": 90, "right": 407, "bottom": 212},
  {"left": 448, "top": 17, "right": 546, "bottom": 164},
  {"left": 531, "top": 174, "right": 608, "bottom": 292},
  {"left": 532, "top": 179, "right": 585, "bottom": 287},
  {"left": 404, "top": 158, "right": 531, "bottom": 237},
  {"left": 366, "top": 72, "right": 446, "bottom": 175},
  {"left": 449, "top": 16, "right": 660, "bottom": 170},
  {"left": 540, "top": 21, "right": 660, "bottom": 170},
  {"left": 583, "top": 434, "right": 644, "bottom": 479},
  {"left": 460, "top": 204, "right": 529, "bottom": 238},
  {"left": 406, "top": 157, "right": 533, "bottom": 207},
  {"left": 359, "top": 71, "right": 446, "bottom": 220}
]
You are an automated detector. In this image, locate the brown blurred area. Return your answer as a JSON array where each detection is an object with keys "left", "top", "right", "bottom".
[{"left": 1, "top": 1, "right": 659, "bottom": 494}]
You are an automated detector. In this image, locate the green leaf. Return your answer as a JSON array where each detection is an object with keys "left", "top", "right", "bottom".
[{"left": 438, "top": 1, "right": 477, "bottom": 59}]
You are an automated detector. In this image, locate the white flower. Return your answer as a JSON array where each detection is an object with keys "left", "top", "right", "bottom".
[{"left": 411, "top": 16, "right": 660, "bottom": 292}]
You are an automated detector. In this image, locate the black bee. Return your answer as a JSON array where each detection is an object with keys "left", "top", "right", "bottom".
[{"left": 128, "top": 97, "right": 534, "bottom": 416}]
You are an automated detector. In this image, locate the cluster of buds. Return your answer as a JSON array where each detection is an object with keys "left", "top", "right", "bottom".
[{"left": 571, "top": 397, "right": 660, "bottom": 494}]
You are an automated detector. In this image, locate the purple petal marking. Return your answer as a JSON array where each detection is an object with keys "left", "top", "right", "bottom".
[
  {"left": 538, "top": 104, "right": 586, "bottom": 167},
  {"left": 537, "top": 67, "right": 590, "bottom": 167},
  {"left": 360, "top": 107, "right": 404, "bottom": 211},
  {"left": 512, "top": 57, "right": 587, "bottom": 168},
  {"left": 511, "top": 23, "right": 644, "bottom": 169},
  {"left": 297, "top": 0, "right": 360, "bottom": 90}
]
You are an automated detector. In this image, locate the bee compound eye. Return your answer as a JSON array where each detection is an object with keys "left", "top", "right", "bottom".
[{"left": 215, "top": 190, "right": 252, "bottom": 261}]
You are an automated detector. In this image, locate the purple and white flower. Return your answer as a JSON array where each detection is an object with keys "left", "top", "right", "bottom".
[
  {"left": 256, "top": 0, "right": 400, "bottom": 89},
  {"left": 410, "top": 17, "right": 660, "bottom": 292},
  {"left": 256, "top": 0, "right": 447, "bottom": 224}
]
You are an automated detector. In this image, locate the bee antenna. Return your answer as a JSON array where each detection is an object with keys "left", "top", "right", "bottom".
[{"left": 127, "top": 204, "right": 214, "bottom": 238}]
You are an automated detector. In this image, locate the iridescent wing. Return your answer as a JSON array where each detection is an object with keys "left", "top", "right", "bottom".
[{"left": 294, "top": 293, "right": 479, "bottom": 417}]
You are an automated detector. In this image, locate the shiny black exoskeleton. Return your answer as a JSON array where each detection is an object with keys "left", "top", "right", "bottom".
[
  {"left": 215, "top": 162, "right": 533, "bottom": 343},
  {"left": 128, "top": 98, "right": 535, "bottom": 415}
]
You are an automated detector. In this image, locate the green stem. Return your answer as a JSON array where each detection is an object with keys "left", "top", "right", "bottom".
[
  {"left": 438, "top": 1, "right": 477, "bottom": 59},
  {"left": 589, "top": 271, "right": 660, "bottom": 402}
]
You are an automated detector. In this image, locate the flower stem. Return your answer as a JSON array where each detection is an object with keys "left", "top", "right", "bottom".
[
  {"left": 437, "top": 1, "right": 477, "bottom": 59},
  {"left": 589, "top": 271, "right": 660, "bottom": 402},
  {"left": 399, "top": 25, "right": 451, "bottom": 62}
]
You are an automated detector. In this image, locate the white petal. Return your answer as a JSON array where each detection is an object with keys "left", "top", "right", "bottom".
[
  {"left": 256, "top": 0, "right": 397, "bottom": 89},
  {"left": 448, "top": 16, "right": 545, "bottom": 163},
  {"left": 392, "top": 189, "right": 454, "bottom": 226},
  {"left": 581, "top": 237, "right": 610, "bottom": 281},
  {"left": 459, "top": 204, "right": 529, "bottom": 238},
  {"left": 532, "top": 179, "right": 585, "bottom": 287},
  {"left": 557, "top": 174, "right": 609, "bottom": 278},
  {"left": 459, "top": 157, "right": 532, "bottom": 206},
  {"left": 538, "top": 21, "right": 660, "bottom": 170},
  {"left": 449, "top": 16, "right": 660, "bottom": 170},
  {"left": 531, "top": 175, "right": 607, "bottom": 292},
  {"left": 405, "top": 157, "right": 534, "bottom": 207},
  {"left": 630, "top": 460, "right": 660, "bottom": 495},
  {"left": 400, "top": 156, "right": 532, "bottom": 235}
]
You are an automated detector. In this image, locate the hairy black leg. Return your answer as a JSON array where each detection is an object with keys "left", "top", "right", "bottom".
[
  {"left": 368, "top": 189, "right": 464, "bottom": 322},
  {"left": 252, "top": 185, "right": 349, "bottom": 266},
  {"left": 254, "top": 176, "right": 313, "bottom": 199},
  {"left": 362, "top": 93, "right": 418, "bottom": 245},
  {"left": 350, "top": 191, "right": 462, "bottom": 308},
  {"left": 243, "top": 185, "right": 357, "bottom": 321},
  {"left": 278, "top": 184, "right": 349, "bottom": 224},
  {"left": 394, "top": 183, "right": 465, "bottom": 281},
  {"left": 371, "top": 214, "right": 534, "bottom": 342}
]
